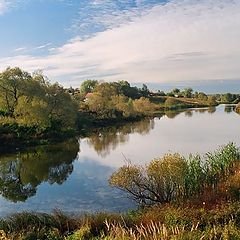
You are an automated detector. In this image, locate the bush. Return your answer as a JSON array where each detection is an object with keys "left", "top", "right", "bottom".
[{"left": 109, "top": 143, "right": 240, "bottom": 206}]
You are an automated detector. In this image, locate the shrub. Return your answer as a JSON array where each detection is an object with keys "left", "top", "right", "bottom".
[
  {"left": 109, "top": 153, "right": 188, "bottom": 205},
  {"left": 109, "top": 143, "right": 240, "bottom": 206}
]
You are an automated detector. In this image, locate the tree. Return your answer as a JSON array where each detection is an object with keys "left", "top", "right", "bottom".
[
  {"left": 80, "top": 80, "right": 98, "bottom": 95},
  {"left": 197, "top": 92, "right": 208, "bottom": 101},
  {"left": 0, "top": 67, "right": 77, "bottom": 136},
  {"left": 171, "top": 88, "right": 180, "bottom": 96},
  {"left": 111, "top": 95, "right": 135, "bottom": 117},
  {"left": 118, "top": 80, "right": 141, "bottom": 99},
  {"left": 14, "top": 96, "right": 50, "bottom": 131},
  {"left": 182, "top": 88, "right": 193, "bottom": 98},
  {"left": 157, "top": 90, "right": 166, "bottom": 96},
  {"left": 45, "top": 83, "right": 78, "bottom": 130},
  {"left": 140, "top": 84, "right": 150, "bottom": 97},
  {"left": 0, "top": 67, "right": 31, "bottom": 116},
  {"left": 207, "top": 95, "right": 217, "bottom": 106},
  {"left": 221, "top": 93, "right": 234, "bottom": 103},
  {"left": 87, "top": 82, "right": 119, "bottom": 118}
]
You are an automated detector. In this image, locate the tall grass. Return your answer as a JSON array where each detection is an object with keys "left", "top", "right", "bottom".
[{"left": 2, "top": 202, "right": 240, "bottom": 239}]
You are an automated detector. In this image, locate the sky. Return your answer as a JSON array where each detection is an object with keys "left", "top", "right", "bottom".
[{"left": 0, "top": 0, "right": 240, "bottom": 91}]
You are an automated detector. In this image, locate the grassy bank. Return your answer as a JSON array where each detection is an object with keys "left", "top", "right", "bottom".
[
  {"left": 2, "top": 202, "right": 240, "bottom": 239},
  {"left": 150, "top": 96, "right": 217, "bottom": 112}
]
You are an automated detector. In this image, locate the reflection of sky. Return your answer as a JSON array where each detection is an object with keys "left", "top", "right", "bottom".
[
  {"left": 0, "top": 105, "right": 239, "bottom": 216},
  {"left": 79, "top": 105, "right": 240, "bottom": 168}
]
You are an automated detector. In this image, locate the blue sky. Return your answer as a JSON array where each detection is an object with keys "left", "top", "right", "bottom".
[{"left": 0, "top": 0, "right": 240, "bottom": 91}]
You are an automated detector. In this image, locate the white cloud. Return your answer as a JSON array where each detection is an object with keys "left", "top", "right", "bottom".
[
  {"left": 1, "top": 0, "right": 240, "bottom": 86},
  {"left": 34, "top": 43, "right": 52, "bottom": 50},
  {"left": 14, "top": 47, "right": 27, "bottom": 52},
  {"left": 0, "top": 0, "right": 29, "bottom": 15},
  {"left": 0, "top": 0, "right": 8, "bottom": 14},
  {"left": 70, "top": 0, "right": 159, "bottom": 37}
]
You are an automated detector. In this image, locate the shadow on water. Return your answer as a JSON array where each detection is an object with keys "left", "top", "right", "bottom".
[{"left": 0, "top": 139, "right": 79, "bottom": 202}]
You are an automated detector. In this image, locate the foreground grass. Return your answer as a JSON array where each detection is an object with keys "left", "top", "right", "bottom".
[{"left": 2, "top": 202, "right": 240, "bottom": 239}]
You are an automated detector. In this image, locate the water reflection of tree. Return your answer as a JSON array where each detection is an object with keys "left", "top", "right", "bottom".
[
  {"left": 225, "top": 105, "right": 235, "bottom": 113},
  {"left": 165, "top": 110, "right": 182, "bottom": 119},
  {"left": 0, "top": 139, "right": 78, "bottom": 202},
  {"left": 184, "top": 110, "right": 193, "bottom": 117},
  {"left": 165, "top": 107, "right": 217, "bottom": 119},
  {"left": 86, "top": 119, "right": 155, "bottom": 157},
  {"left": 208, "top": 107, "right": 216, "bottom": 114},
  {"left": 195, "top": 108, "right": 208, "bottom": 114}
]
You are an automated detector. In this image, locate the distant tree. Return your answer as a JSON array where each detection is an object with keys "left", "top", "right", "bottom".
[
  {"left": 166, "top": 92, "right": 175, "bottom": 97},
  {"left": 87, "top": 82, "right": 118, "bottom": 118},
  {"left": 221, "top": 93, "right": 234, "bottom": 103},
  {"left": 182, "top": 88, "right": 193, "bottom": 98},
  {"left": 80, "top": 80, "right": 98, "bottom": 95},
  {"left": 45, "top": 83, "right": 78, "bottom": 130},
  {"left": 193, "top": 91, "right": 199, "bottom": 98},
  {"left": 171, "top": 88, "right": 180, "bottom": 95},
  {"left": 157, "top": 90, "right": 166, "bottom": 96},
  {"left": 207, "top": 95, "right": 217, "bottom": 106},
  {"left": 111, "top": 95, "right": 135, "bottom": 117},
  {"left": 140, "top": 84, "right": 150, "bottom": 97},
  {"left": 118, "top": 80, "right": 141, "bottom": 99},
  {"left": 197, "top": 92, "right": 208, "bottom": 101}
]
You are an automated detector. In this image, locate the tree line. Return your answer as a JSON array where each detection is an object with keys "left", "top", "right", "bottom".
[{"left": 0, "top": 67, "right": 239, "bottom": 145}]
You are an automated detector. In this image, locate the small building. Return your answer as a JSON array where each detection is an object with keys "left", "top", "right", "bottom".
[{"left": 84, "top": 92, "right": 94, "bottom": 102}]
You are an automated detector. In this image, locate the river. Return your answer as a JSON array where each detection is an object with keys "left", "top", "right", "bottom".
[{"left": 0, "top": 105, "right": 239, "bottom": 216}]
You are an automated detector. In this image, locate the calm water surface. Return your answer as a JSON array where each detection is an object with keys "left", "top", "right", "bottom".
[{"left": 0, "top": 105, "right": 239, "bottom": 216}]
